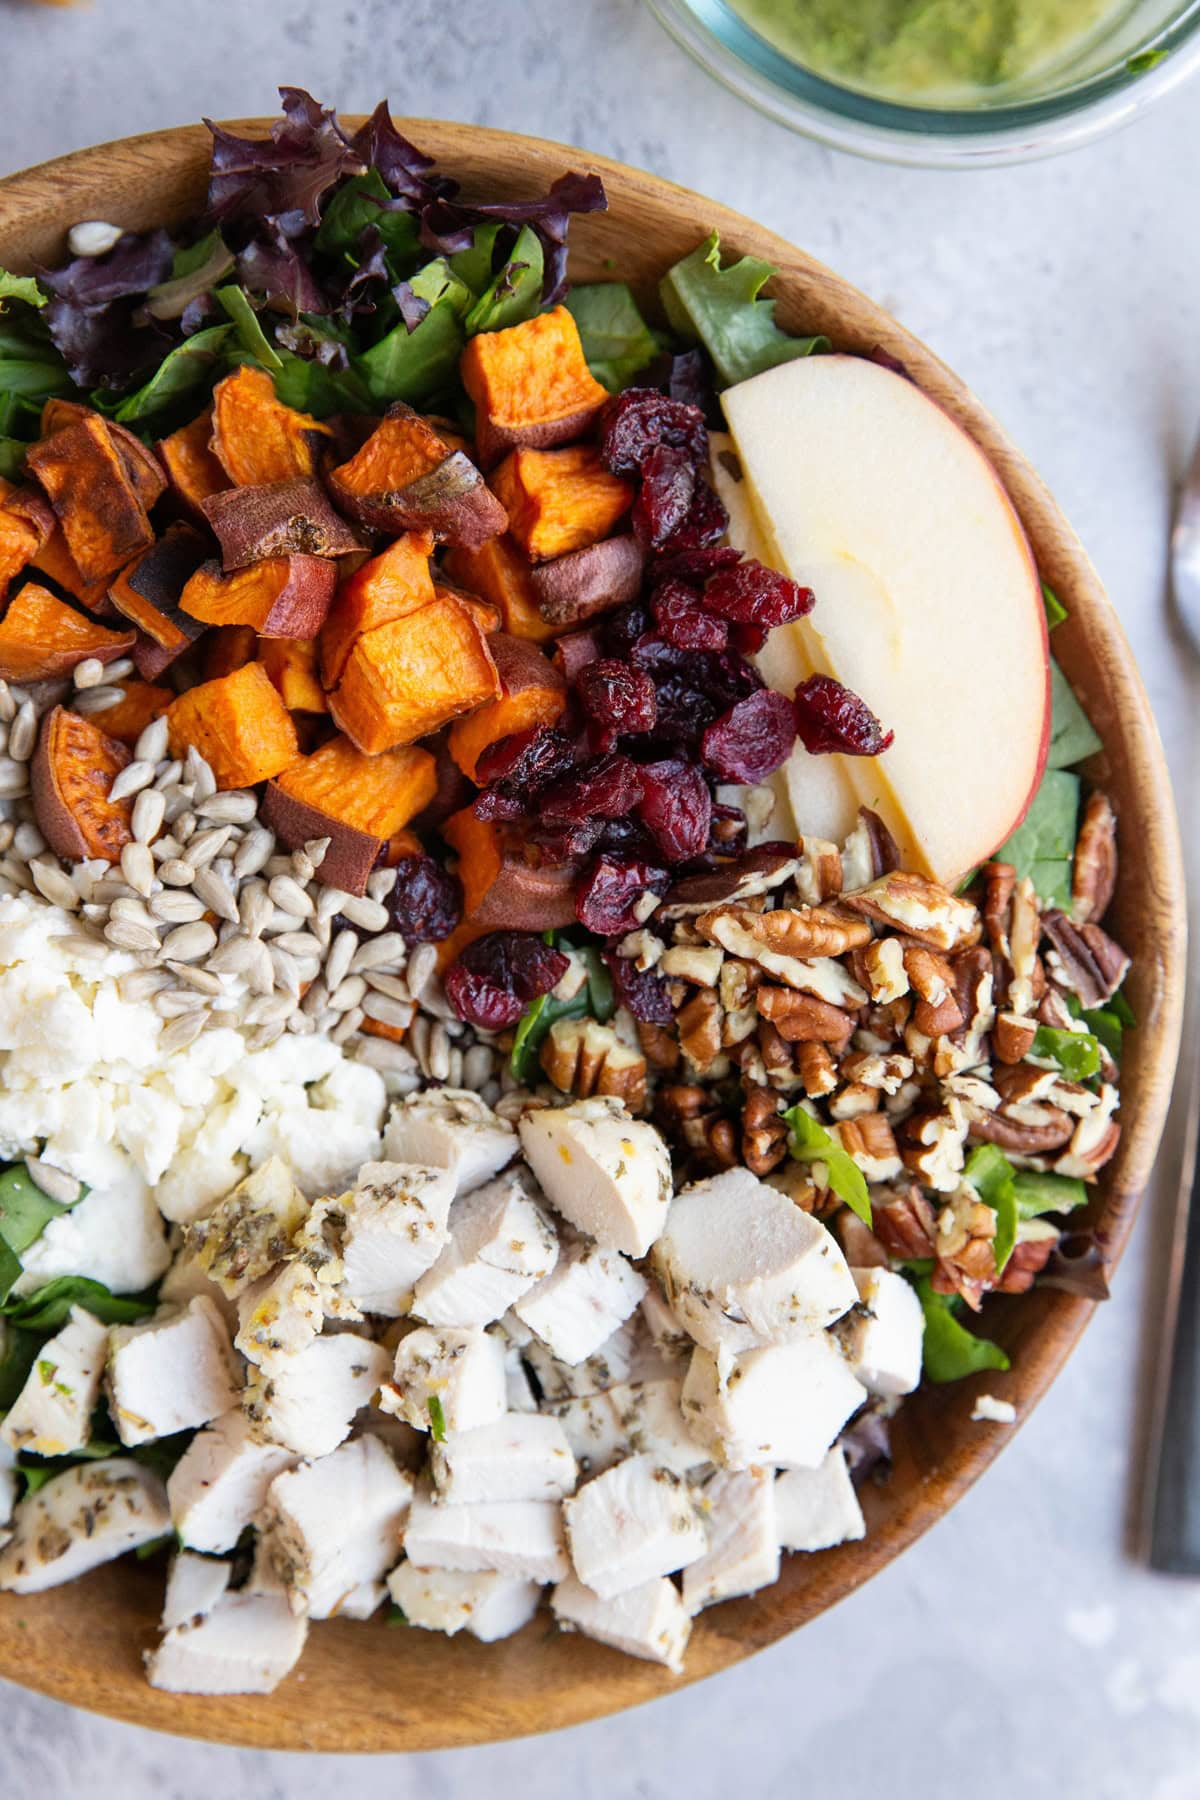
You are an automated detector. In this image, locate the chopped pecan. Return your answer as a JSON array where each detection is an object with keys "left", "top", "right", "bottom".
[
  {"left": 697, "top": 902, "right": 872, "bottom": 961},
  {"left": 991, "top": 1063, "right": 1059, "bottom": 1106},
  {"left": 839, "top": 1049, "right": 914, "bottom": 1093},
  {"left": 904, "top": 944, "right": 965, "bottom": 1036},
  {"left": 967, "top": 1106, "right": 1075, "bottom": 1154},
  {"left": 1071, "top": 790, "right": 1118, "bottom": 925},
  {"left": 1036, "top": 986, "right": 1076, "bottom": 1030},
  {"left": 828, "top": 1082, "right": 880, "bottom": 1121},
  {"left": 1041, "top": 910, "right": 1131, "bottom": 1008},
  {"left": 636, "top": 1018, "right": 680, "bottom": 1073},
  {"left": 768, "top": 1159, "right": 824, "bottom": 1213},
  {"left": 718, "top": 957, "right": 759, "bottom": 1014},
  {"left": 842, "top": 871, "right": 981, "bottom": 952},
  {"left": 981, "top": 861, "right": 1016, "bottom": 961},
  {"left": 705, "top": 1115, "right": 739, "bottom": 1168},
  {"left": 949, "top": 947, "right": 994, "bottom": 1045},
  {"left": 872, "top": 1185, "right": 937, "bottom": 1261},
  {"left": 660, "top": 846, "right": 801, "bottom": 918},
  {"left": 743, "top": 1084, "right": 789, "bottom": 1175},
  {"left": 835, "top": 1112, "right": 903, "bottom": 1181},
  {"left": 995, "top": 1223, "right": 1059, "bottom": 1294},
  {"left": 676, "top": 987, "right": 723, "bottom": 1071},
  {"left": 541, "top": 1018, "right": 647, "bottom": 1112},
  {"left": 796, "top": 1040, "right": 838, "bottom": 1097},
  {"left": 1054, "top": 1083, "right": 1121, "bottom": 1177},
  {"left": 794, "top": 836, "right": 843, "bottom": 905},
  {"left": 659, "top": 944, "right": 724, "bottom": 986},
  {"left": 835, "top": 1211, "right": 890, "bottom": 1268},
  {"left": 756, "top": 985, "right": 856, "bottom": 1048},
  {"left": 854, "top": 936, "right": 910, "bottom": 1004},
  {"left": 899, "top": 1106, "right": 967, "bottom": 1191},
  {"left": 1004, "top": 876, "right": 1041, "bottom": 1013},
  {"left": 993, "top": 1008, "right": 1038, "bottom": 1064},
  {"left": 655, "top": 1084, "right": 708, "bottom": 1136},
  {"left": 755, "top": 1015, "right": 797, "bottom": 1088}
]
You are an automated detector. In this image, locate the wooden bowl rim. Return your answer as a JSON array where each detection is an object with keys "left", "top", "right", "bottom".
[{"left": 0, "top": 117, "right": 1185, "bottom": 1753}]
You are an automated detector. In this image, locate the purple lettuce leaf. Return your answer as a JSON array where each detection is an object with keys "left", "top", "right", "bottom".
[
  {"left": 205, "top": 86, "right": 365, "bottom": 233},
  {"left": 236, "top": 226, "right": 328, "bottom": 316},
  {"left": 421, "top": 171, "right": 606, "bottom": 305},
  {"left": 38, "top": 228, "right": 176, "bottom": 389}
]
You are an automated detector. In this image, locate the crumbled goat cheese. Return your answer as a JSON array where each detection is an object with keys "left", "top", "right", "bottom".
[
  {"left": 382, "top": 1325, "right": 507, "bottom": 1434},
  {"left": 107, "top": 1297, "right": 241, "bottom": 1447},
  {"left": 681, "top": 1335, "right": 867, "bottom": 1470},
  {"left": 147, "top": 1588, "right": 308, "bottom": 1695},
  {"left": 774, "top": 1448, "right": 866, "bottom": 1551},
  {"left": 518, "top": 1098, "right": 673, "bottom": 1258},
  {"left": 337, "top": 1161, "right": 457, "bottom": 1314},
  {"left": 0, "top": 1458, "right": 169, "bottom": 1593},
  {"left": 684, "top": 1468, "right": 779, "bottom": 1613},
  {"left": 412, "top": 1169, "right": 559, "bottom": 1327},
  {"left": 383, "top": 1089, "right": 517, "bottom": 1194},
  {"left": 387, "top": 1563, "right": 542, "bottom": 1642},
  {"left": 431, "top": 1414, "right": 578, "bottom": 1504},
  {"left": 243, "top": 1332, "right": 390, "bottom": 1459},
  {"left": 0, "top": 1305, "right": 108, "bottom": 1457},
  {"left": 262, "top": 1434, "right": 413, "bottom": 1618},
  {"left": 562, "top": 1453, "right": 708, "bottom": 1599},
  {"left": 513, "top": 1239, "right": 647, "bottom": 1366},
  {"left": 552, "top": 1574, "right": 691, "bottom": 1673},
  {"left": 167, "top": 1409, "right": 298, "bottom": 1553},
  {"left": 548, "top": 1378, "right": 710, "bottom": 1478},
  {"left": 971, "top": 1393, "right": 1017, "bottom": 1424},
  {"left": 402, "top": 1480, "right": 569, "bottom": 1583}
]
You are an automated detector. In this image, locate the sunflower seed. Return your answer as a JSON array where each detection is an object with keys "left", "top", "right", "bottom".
[
  {"left": 301, "top": 978, "right": 329, "bottom": 1018},
  {"left": 304, "top": 838, "right": 330, "bottom": 870},
  {"left": 315, "top": 887, "right": 347, "bottom": 928},
  {"left": 197, "top": 791, "right": 257, "bottom": 825},
  {"left": 109, "top": 761, "right": 157, "bottom": 804},
  {"left": 185, "top": 748, "right": 218, "bottom": 803},
  {"left": 161, "top": 789, "right": 193, "bottom": 826},
  {"left": 348, "top": 933, "right": 408, "bottom": 976},
  {"left": 269, "top": 874, "right": 315, "bottom": 919},
  {"left": 269, "top": 946, "right": 302, "bottom": 997},
  {"left": 409, "top": 1012, "right": 431, "bottom": 1070},
  {"left": 239, "top": 884, "right": 273, "bottom": 937},
  {"left": 150, "top": 838, "right": 183, "bottom": 867},
  {"left": 270, "top": 930, "right": 320, "bottom": 960},
  {"left": 405, "top": 942, "right": 438, "bottom": 998},
  {"left": 118, "top": 968, "right": 171, "bottom": 1002},
  {"left": 155, "top": 759, "right": 184, "bottom": 792},
  {"left": 160, "top": 1011, "right": 208, "bottom": 1052},
  {"left": 152, "top": 894, "right": 208, "bottom": 928},
  {"left": 13, "top": 821, "right": 45, "bottom": 859},
  {"left": 356, "top": 1035, "right": 418, "bottom": 1072},
  {"left": 133, "top": 715, "right": 169, "bottom": 764},
  {"left": 206, "top": 1009, "right": 240, "bottom": 1033},
  {"left": 104, "top": 657, "right": 135, "bottom": 684},
  {"left": 74, "top": 686, "right": 124, "bottom": 715},
  {"left": 363, "top": 991, "right": 414, "bottom": 1032},
  {"left": 331, "top": 1005, "right": 365, "bottom": 1046},
  {"left": 264, "top": 855, "right": 295, "bottom": 881},
  {"left": 367, "top": 867, "right": 398, "bottom": 902},
  {"left": 110, "top": 895, "right": 157, "bottom": 928},
  {"left": 364, "top": 970, "right": 414, "bottom": 1003},
  {"left": 246, "top": 940, "right": 276, "bottom": 995},
  {"left": 338, "top": 894, "right": 389, "bottom": 933},
  {"left": 187, "top": 825, "right": 233, "bottom": 870},
  {"left": 290, "top": 847, "right": 317, "bottom": 885},
  {"left": 154, "top": 987, "right": 210, "bottom": 1018},
  {"left": 72, "top": 658, "right": 107, "bottom": 691},
  {"left": 243, "top": 992, "right": 295, "bottom": 1027},
  {"left": 323, "top": 929, "right": 357, "bottom": 993},
  {"left": 59, "top": 932, "right": 109, "bottom": 959},
  {"left": 247, "top": 1021, "right": 287, "bottom": 1053},
  {"left": 161, "top": 921, "right": 217, "bottom": 962},
  {"left": 115, "top": 842, "right": 153, "bottom": 897},
  {"left": 287, "top": 1009, "right": 315, "bottom": 1035},
  {"left": 7, "top": 702, "right": 36, "bottom": 763},
  {"left": 0, "top": 822, "right": 13, "bottom": 854},
  {"left": 0, "top": 682, "right": 15, "bottom": 724},
  {"left": 174, "top": 810, "right": 197, "bottom": 842},
  {"left": 158, "top": 858, "right": 196, "bottom": 888},
  {"left": 234, "top": 828, "right": 274, "bottom": 878},
  {"left": 260, "top": 907, "right": 304, "bottom": 937},
  {"left": 329, "top": 974, "right": 367, "bottom": 1013},
  {"left": 29, "top": 861, "right": 79, "bottom": 910},
  {"left": 463, "top": 1044, "right": 495, "bottom": 1089},
  {"left": 128, "top": 786, "right": 165, "bottom": 846},
  {"left": 0, "top": 858, "right": 37, "bottom": 893},
  {"left": 427, "top": 1021, "right": 451, "bottom": 1082},
  {"left": 192, "top": 866, "right": 239, "bottom": 922},
  {"left": 448, "top": 1047, "right": 464, "bottom": 1086},
  {"left": 68, "top": 218, "right": 124, "bottom": 257},
  {"left": 105, "top": 918, "right": 160, "bottom": 953},
  {"left": 0, "top": 760, "right": 30, "bottom": 798},
  {"left": 167, "top": 960, "right": 224, "bottom": 995},
  {"left": 23, "top": 1157, "right": 83, "bottom": 1205},
  {"left": 207, "top": 935, "right": 260, "bottom": 977}
]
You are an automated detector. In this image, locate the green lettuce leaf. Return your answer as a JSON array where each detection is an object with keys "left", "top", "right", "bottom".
[
  {"left": 464, "top": 227, "right": 544, "bottom": 335},
  {"left": 1041, "top": 582, "right": 1067, "bottom": 629},
  {"left": 0, "top": 1163, "right": 85, "bottom": 1258},
  {"left": 0, "top": 271, "right": 47, "bottom": 312},
  {"left": 427, "top": 1394, "right": 447, "bottom": 1442},
  {"left": 108, "top": 324, "right": 235, "bottom": 425},
  {"left": 994, "top": 767, "right": 1079, "bottom": 910},
  {"left": 565, "top": 283, "right": 659, "bottom": 392},
  {"left": 0, "top": 1237, "right": 20, "bottom": 1305},
  {"left": 963, "top": 1144, "right": 1017, "bottom": 1275},
  {"left": 1032, "top": 1023, "right": 1101, "bottom": 1082},
  {"left": 1012, "top": 1169, "right": 1087, "bottom": 1220},
  {"left": 3, "top": 1277, "right": 158, "bottom": 1332},
  {"left": 783, "top": 1104, "right": 871, "bottom": 1225},
  {"left": 354, "top": 259, "right": 468, "bottom": 406},
  {"left": 215, "top": 285, "right": 283, "bottom": 372},
  {"left": 913, "top": 1276, "right": 1010, "bottom": 1384},
  {"left": 0, "top": 358, "right": 73, "bottom": 403},
  {"left": 661, "top": 232, "right": 828, "bottom": 388},
  {"left": 1047, "top": 660, "right": 1103, "bottom": 770},
  {"left": 0, "top": 439, "right": 25, "bottom": 480},
  {"left": 0, "top": 1322, "right": 39, "bottom": 1409}
]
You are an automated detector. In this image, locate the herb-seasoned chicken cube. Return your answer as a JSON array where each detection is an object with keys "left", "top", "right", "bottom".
[
  {"left": 387, "top": 1562, "right": 542, "bottom": 1642},
  {"left": 0, "top": 1305, "right": 108, "bottom": 1457},
  {"left": 518, "top": 1098, "right": 673, "bottom": 1258},
  {"left": 383, "top": 1089, "right": 516, "bottom": 1195},
  {"left": 402, "top": 1481, "right": 569, "bottom": 1583},
  {"left": 380, "top": 1325, "right": 507, "bottom": 1434},
  {"left": 513, "top": 1239, "right": 647, "bottom": 1366},
  {"left": 262, "top": 1434, "right": 413, "bottom": 1619},
  {"left": 167, "top": 1409, "right": 298, "bottom": 1553},
  {"left": 431, "top": 1414, "right": 578, "bottom": 1504},
  {"left": 681, "top": 1335, "right": 866, "bottom": 1470},
  {"left": 562, "top": 1453, "right": 708, "bottom": 1598},
  {"left": 162, "top": 1550, "right": 232, "bottom": 1628},
  {"left": 147, "top": 1589, "right": 308, "bottom": 1695},
  {"left": 107, "top": 1297, "right": 240, "bottom": 1447},
  {"left": 243, "top": 1333, "right": 389, "bottom": 1459},
  {"left": 552, "top": 1573, "right": 690, "bottom": 1673},
  {"left": 186, "top": 1155, "right": 307, "bottom": 1298},
  {"left": 683, "top": 1468, "right": 779, "bottom": 1613},
  {"left": 235, "top": 1261, "right": 325, "bottom": 1371},
  {"left": 336, "top": 1161, "right": 457, "bottom": 1315},
  {"left": 412, "top": 1170, "right": 559, "bottom": 1327},
  {"left": 548, "top": 1378, "right": 710, "bottom": 1479},
  {"left": 0, "top": 1459, "right": 169, "bottom": 1593},
  {"left": 836, "top": 1267, "right": 924, "bottom": 1397},
  {"left": 775, "top": 1447, "right": 866, "bottom": 1551}
]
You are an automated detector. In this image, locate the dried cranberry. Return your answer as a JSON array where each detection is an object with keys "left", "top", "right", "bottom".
[
  {"left": 476, "top": 724, "right": 577, "bottom": 789},
  {"left": 654, "top": 544, "right": 741, "bottom": 589},
  {"left": 665, "top": 347, "right": 720, "bottom": 425},
  {"left": 632, "top": 444, "right": 696, "bottom": 551},
  {"left": 577, "top": 659, "right": 657, "bottom": 749},
  {"left": 702, "top": 688, "right": 797, "bottom": 783},
  {"left": 636, "top": 759, "right": 712, "bottom": 863},
  {"left": 704, "top": 559, "right": 815, "bottom": 628},
  {"left": 443, "top": 931, "right": 569, "bottom": 1031},
  {"left": 696, "top": 648, "right": 764, "bottom": 711},
  {"left": 603, "top": 951, "right": 675, "bottom": 1025},
  {"left": 599, "top": 388, "right": 707, "bottom": 477},
  {"left": 648, "top": 676, "right": 718, "bottom": 749},
  {"left": 600, "top": 600, "right": 653, "bottom": 659},
  {"left": 472, "top": 786, "right": 528, "bottom": 823},
  {"left": 596, "top": 815, "right": 657, "bottom": 857},
  {"left": 731, "top": 622, "right": 767, "bottom": 657},
  {"left": 529, "top": 817, "right": 603, "bottom": 863},
  {"left": 653, "top": 476, "right": 728, "bottom": 556},
  {"left": 709, "top": 803, "right": 748, "bottom": 855},
  {"left": 576, "top": 855, "right": 669, "bottom": 936},
  {"left": 540, "top": 752, "right": 643, "bottom": 821},
  {"left": 793, "top": 674, "right": 895, "bottom": 756},
  {"left": 652, "top": 580, "right": 729, "bottom": 652},
  {"left": 386, "top": 855, "right": 463, "bottom": 945}
]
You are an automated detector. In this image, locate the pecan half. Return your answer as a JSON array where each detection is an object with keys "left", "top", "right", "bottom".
[
  {"left": 541, "top": 1018, "right": 647, "bottom": 1112},
  {"left": 743, "top": 1084, "right": 789, "bottom": 1175},
  {"left": 854, "top": 936, "right": 910, "bottom": 1003},
  {"left": 841, "top": 871, "right": 981, "bottom": 952},
  {"left": 756, "top": 985, "right": 856, "bottom": 1048},
  {"left": 636, "top": 1019, "right": 680, "bottom": 1073},
  {"left": 836, "top": 1211, "right": 890, "bottom": 1268},
  {"left": 660, "top": 846, "right": 801, "bottom": 918},
  {"left": 755, "top": 1016, "right": 797, "bottom": 1088},
  {"left": 697, "top": 902, "right": 872, "bottom": 961},
  {"left": 676, "top": 987, "right": 724, "bottom": 1071},
  {"left": 949, "top": 947, "right": 994, "bottom": 1050},
  {"left": 995, "top": 1225, "right": 1059, "bottom": 1294},
  {"left": 795, "top": 1040, "right": 838, "bottom": 1097},
  {"left": 872, "top": 1185, "right": 937, "bottom": 1261},
  {"left": 1071, "top": 790, "right": 1118, "bottom": 925},
  {"left": 967, "top": 1106, "right": 1075, "bottom": 1154},
  {"left": 899, "top": 1107, "right": 967, "bottom": 1190},
  {"left": 1041, "top": 910, "right": 1131, "bottom": 1008},
  {"left": 992, "top": 1010, "right": 1038, "bottom": 1063}
]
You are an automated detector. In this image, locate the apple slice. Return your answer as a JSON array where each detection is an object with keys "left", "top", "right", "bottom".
[{"left": 721, "top": 356, "right": 1050, "bottom": 885}]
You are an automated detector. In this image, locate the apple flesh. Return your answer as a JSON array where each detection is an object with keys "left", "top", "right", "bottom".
[{"left": 720, "top": 356, "right": 1050, "bottom": 886}]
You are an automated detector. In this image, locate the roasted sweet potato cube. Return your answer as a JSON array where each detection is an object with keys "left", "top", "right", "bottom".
[
  {"left": 166, "top": 662, "right": 299, "bottom": 790},
  {"left": 328, "top": 404, "right": 506, "bottom": 550},
  {"left": 32, "top": 706, "right": 133, "bottom": 861},
  {"left": 384, "top": 827, "right": 422, "bottom": 866},
  {"left": 108, "top": 525, "right": 210, "bottom": 653},
  {"left": 0, "top": 482, "right": 55, "bottom": 592},
  {"left": 530, "top": 534, "right": 645, "bottom": 628},
  {"left": 180, "top": 555, "right": 337, "bottom": 639},
  {"left": 203, "top": 477, "right": 364, "bottom": 572},
  {"left": 29, "top": 527, "right": 121, "bottom": 616},
  {"left": 0, "top": 583, "right": 135, "bottom": 681},
  {"left": 202, "top": 624, "right": 258, "bottom": 683},
  {"left": 441, "top": 806, "right": 577, "bottom": 930},
  {"left": 489, "top": 446, "right": 632, "bottom": 564},
  {"left": 40, "top": 401, "right": 168, "bottom": 511},
  {"left": 318, "top": 532, "right": 436, "bottom": 690},
  {"left": 26, "top": 415, "right": 155, "bottom": 584},
  {"left": 257, "top": 637, "right": 328, "bottom": 714},
  {"left": 460, "top": 306, "right": 609, "bottom": 467},
  {"left": 262, "top": 734, "right": 437, "bottom": 894},
  {"left": 328, "top": 596, "right": 500, "bottom": 756},
  {"left": 84, "top": 679, "right": 173, "bottom": 746},
  {"left": 443, "top": 533, "right": 555, "bottom": 643},
  {"left": 157, "top": 409, "right": 230, "bottom": 519},
  {"left": 447, "top": 636, "right": 567, "bottom": 781},
  {"left": 211, "top": 368, "right": 333, "bottom": 487},
  {"left": 442, "top": 588, "right": 501, "bottom": 635}
]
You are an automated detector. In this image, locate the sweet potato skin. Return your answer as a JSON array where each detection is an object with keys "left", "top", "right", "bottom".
[
  {"left": 0, "top": 583, "right": 135, "bottom": 680},
  {"left": 108, "top": 524, "right": 210, "bottom": 652},
  {"left": 489, "top": 446, "right": 632, "bottom": 564},
  {"left": 41, "top": 400, "right": 168, "bottom": 512},
  {"left": 166, "top": 662, "right": 300, "bottom": 790},
  {"left": 531, "top": 533, "right": 645, "bottom": 627},
  {"left": 328, "top": 405, "right": 506, "bottom": 550},
  {"left": 328, "top": 596, "right": 500, "bottom": 756},
  {"left": 443, "top": 534, "right": 555, "bottom": 644},
  {"left": 157, "top": 410, "right": 230, "bottom": 520},
  {"left": 85, "top": 679, "right": 173, "bottom": 746},
  {"left": 203, "top": 477, "right": 364, "bottom": 571},
  {"left": 262, "top": 735, "right": 437, "bottom": 894},
  {"left": 318, "top": 532, "right": 436, "bottom": 691},
  {"left": 447, "top": 635, "right": 567, "bottom": 782},
  {"left": 181, "top": 555, "right": 337, "bottom": 640},
  {"left": 202, "top": 624, "right": 258, "bottom": 683},
  {"left": 32, "top": 706, "right": 134, "bottom": 860},
  {"left": 460, "top": 306, "right": 609, "bottom": 467},
  {"left": 26, "top": 416, "right": 155, "bottom": 584},
  {"left": 442, "top": 805, "right": 577, "bottom": 930},
  {"left": 210, "top": 367, "right": 332, "bottom": 486},
  {"left": 0, "top": 485, "right": 56, "bottom": 593},
  {"left": 258, "top": 636, "right": 328, "bottom": 713}
]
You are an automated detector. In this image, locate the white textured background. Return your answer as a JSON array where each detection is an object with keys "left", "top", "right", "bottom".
[{"left": 0, "top": 1, "right": 1198, "bottom": 1793}]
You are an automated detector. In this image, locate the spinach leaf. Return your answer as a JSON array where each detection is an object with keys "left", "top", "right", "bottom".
[
  {"left": 1033, "top": 1023, "right": 1101, "bottom": 1082},
  {"left": 0, "top": 1322, "right": 39, "bottom": 1410},
  {"left": 3, "top": 1277, "right": 157, "bottom": 1332},
  {"left": 354, "top": 260, "right": 468, "bottom": 407},
  {"left": 509, "top": 940, "right": 615, "bottom": 1084},
  {"left": 109, "top": 324, "right": 235, "bottom": 425},
  {"left": 464, "top": 227, "right": 544, "bottom": 335},
  {"left": 913, "top": 1276, "right": 1010, "bottom": 1384},
  {"left": 1047, "top": 660, "right": 1103, "bottom": 770},
  {"left": 578, "top": 946, "right": 615, "bottom": 1022},
  {"left": 1108, "top": 988, "right": 1136, "bottom": 1028},
  {"left": 272, "top": 351, "right": 370, "bottom": 418},
  {"left": 565, "top": 283, "right": 659, "bottom": 392},
  {"left": 963, "top": 1144, "right": 1017, "bottom": 1275},
  {"left": 661, "top": 232, "right": 828, "bottom": 388},
  {"left": 145, "top": 232, "right": 235, "bottom": 321},
  {"left": 0, "top": 438, "right": 26, "bottom": 480},
  {"left": 18, "top": 1436, "right": 122, "bottom": 1495},
  {"left": 215, "top": 285, "right": 283, "bottom": 372},
  {"left": 387, "top": 1603, "right": 410, "bottom": 1628},
  {"left": 0, "top": 271, "right": 46, "bottom": 312},
  {"left": 427, "top": 1394, "right": 447, "bottom": 1442},
  {"left": 1082, "top": 1006, "right": 1122, "bottom": 1064},
  {"left": 0, "top": 1163, "right": 83, "bottom": 1257},
  {"left": 782, "top": 1104, "right": 871, "bottom": 1225},
  {"left": 1041, "top": 582, "right": 1067, "bottom": 629},
  {"left": 1012, "top": 1169, "right": 1087, "bottom": 1221},
  {"left": 0, "top": 1237, "right": 21, "bottom": 1305},
  {"left": 450, "top": 223, "right": 504, "bottom": 297},
  {"left": 0, "top": 358, "right": 73, "bottom": 402},
  {"left": 315, "top": 170, "right": 392, "bottom": 256},
  {"left": 994, "top": 767, "right": 1079, "bottom": 910}
]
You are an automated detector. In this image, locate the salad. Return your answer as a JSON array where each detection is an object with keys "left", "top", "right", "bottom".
[{"left": 0, "top": 91, "right": 1131, "bottom": 1694}]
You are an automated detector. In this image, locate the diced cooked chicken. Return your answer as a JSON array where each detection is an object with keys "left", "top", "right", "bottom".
[
  {"left": 243, "top": 1333, "right": 390, "bottom": 1459},
  {"left": 158, "top": 1241, "right": 238, "bottom": 1331},
  {"left": 431, "top": 1414, "right": 577, "bottom": 1504},
  {"left": 562, "top": 1453, "right": 708, "bottom": 1599},
  {"left": 388, "top": 1562, "right": 542, "bottom": 1642},
  {"left": 167, "top": 1410, "right": 299, "bottom": 1552},
  {"left": 383, "top": 1089, "right": 517, "bottom": 1195},
  {"left": 0, "top": 1436, "right": 16, "bottom": 1534},
  {"left": 380, "top": 1325, "right": 507, "bottom": 1434},
  {"left": 513, "top": 1239, "right": 647, "bottom": 1366},
  {"left": 0, "top": 1458, "right": 169, "bottom": 1593},
  {"left": 652, "top": 1168, "right": 859, "bottom": 1353},
  {"left": 521, "top": 1312, "right": 677, "bottom": 1401},
  {"left": 0, "top": 1306, "right": 108, "bottom": 1457},
  {"left": 161, "top": 1550, "right": 232, "bottom": 1628},
  {"left": 836, "top": 1267, "right": 924, "bottom": 1397},
  {"left": 503, "top": 1343, "right": 539, "bottom": 1415},
  {"left": 402, "top": 1481, "right": 569, "bottom": 1583},
  {"left": 235, "top": 1261, "right": 325, "bottom": 1371},
  {"left": 187, "top": 1156, "right": 307, "bottom": 1298},
  {"left": 640, "top": 1287, "right": 691, "bottom": 1358},
  {"left": 411, "top": 1170, "right": 559, "bottom": 1327},
  {"left": 548, "top": 1379, "right": 710, "bottom": 1479},
  {"left": 517, "top": 1099, "right": 673, "bottom": 1258},
  {"left": 107, "top": 1297, "right": 240, "bottom": 1447},
  {"left": 683, "top": 1468, "right": 779, "bottom": 1613},
  {"left": 337, "top": 1579, "right": 386, "bottom": 1620},
  {"left": 681, "top": 1335, "right": 867, "bottom": 1470},
  {"left": 552, "top": 1573, "right": 690, "bottom": 1673},
  {"left": 261, "top": 1433, "right": 413, "bottom": 1619},
  {"left": 775, "top": 1448, "right": 866, "bottom": 1552},
  {"left": 147, "top": 1589, "right": 308, "bottom": 1695},
  {"left": 335, "top": 1161, "right": 458, "bottom": 1315}
]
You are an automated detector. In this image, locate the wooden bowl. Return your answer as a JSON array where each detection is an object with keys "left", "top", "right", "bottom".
[{"left": 0, "top": 121, "right": 1185, "bottom": 1752}]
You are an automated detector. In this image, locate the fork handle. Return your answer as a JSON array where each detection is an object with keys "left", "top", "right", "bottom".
[{"left": 1149, "top": 1098, "right": 1200, "bottom": 1571}]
